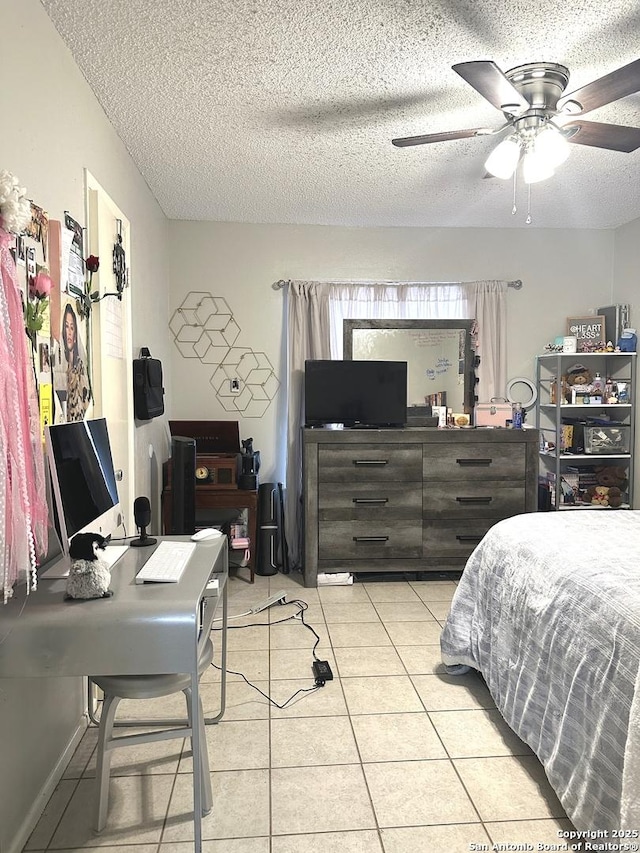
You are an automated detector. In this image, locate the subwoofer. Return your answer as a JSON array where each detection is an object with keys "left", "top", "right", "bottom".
[{"left": 171, "top": 436, "right": 196, "bottom": 535}]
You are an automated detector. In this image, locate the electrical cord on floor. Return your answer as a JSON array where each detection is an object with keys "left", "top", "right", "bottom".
[
  {"left": 208, "top": 660, "right": 324, "bottom": 709},
  {"left": 209, "top": 596, "right": 328, "bottom": 706},
  {"left": 212, "top": 598, "right": 322, "bottom": 661}
]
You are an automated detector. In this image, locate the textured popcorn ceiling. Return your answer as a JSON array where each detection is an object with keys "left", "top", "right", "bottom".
[{"left": 41, "top": 0, "right": 640, "bottom": 228}]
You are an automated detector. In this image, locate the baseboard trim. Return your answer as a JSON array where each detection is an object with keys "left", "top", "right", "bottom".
[{"left": 7, "top": 716, "right": 88, "bottom": 853}]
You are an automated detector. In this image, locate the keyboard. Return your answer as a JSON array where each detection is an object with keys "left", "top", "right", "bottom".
[{"left": 135, "top": 541, "right": 196, "bottom": 584}]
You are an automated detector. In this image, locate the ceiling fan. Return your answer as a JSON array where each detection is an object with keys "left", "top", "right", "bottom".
[{"left": 392, "top": 59, "right": 640, "bottom": 183}]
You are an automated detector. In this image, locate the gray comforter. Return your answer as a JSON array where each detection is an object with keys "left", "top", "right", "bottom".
[{"left": 440, "top": 510, "right": 640, "bottom": 831}]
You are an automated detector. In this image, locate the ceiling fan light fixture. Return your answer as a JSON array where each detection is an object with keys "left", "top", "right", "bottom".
[
  {"left": 484, "top": 136, "right": 521, "bottom": 179},
  {"left": 534, "top": 125, "right": 571, "bottom": 168},
  {"left": 522, "top": 147, "right": 555, "bottom": 184}
]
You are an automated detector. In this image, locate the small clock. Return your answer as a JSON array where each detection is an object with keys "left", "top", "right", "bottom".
[{"left": 195, "top": 465, "right": 210, "bottom": 481}]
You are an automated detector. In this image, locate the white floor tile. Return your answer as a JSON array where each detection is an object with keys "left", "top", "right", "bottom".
[
  {"left": 162, "top": 769, "right": 269, "bottom": 842},
  {"left": 48, "top": 776, "right": 173, "bottom": 848},
  {"left": 362, "top": 583, "right": 420, "bottom": 603},
  {"left": 351, "top": 712, "right": 447, "bottom": 762},
  {"left": 268, "top": 678, "right": 349, "bottom": 718},
  {"left": 430, "top": 708, "right": 533, "bottom": 758},
  {"left": 454, "top": 755, "right": 566, "bottom": 822},
  {"left": 374, "top": 602, "right": 435, "bottom": 622},
  {"left": 271, "top": 765, "right": 375, "bottom": 835},
  {"left": 333, "top": 645, "right": 405, "bottom": 677},
  {"left": 271, "top": 715, "right": 360, "bottom": 766},
  {"left": 410, "top": 672, "right": 495, "bottom": 711},
  {"left": 326, "top": 621, "right": 392, "bottom": 648},
  {"left": 272, "top": 829, "right": 383, "bottom": 852},
  {"left": 321, "top": 602, "right": 381, "bottom": 623},
  {"left": 364, "top": 759, "right": 478, "bottom": 826},
  {"left": 380, "top": 823, "right": 490, "bottom": 853},
  {"left": 341, "top": 675, "right": 423, "bottom": 715},
  {"left": 179, "top": 719, "right": 270, "bottom": 772},
  {"left": 395, "top": 644, "right": 445, "bottom": 675}
]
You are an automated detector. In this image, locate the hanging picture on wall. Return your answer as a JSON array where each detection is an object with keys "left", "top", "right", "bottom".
[{"left": 56, "top": 297, "right": 91, "bottom": 422}]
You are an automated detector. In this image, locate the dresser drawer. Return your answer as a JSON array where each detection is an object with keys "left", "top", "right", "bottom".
[
  {"left": 318, "top": 444, "right": 422, "bottom": 484},
  {"left": 423, "top": 483, "right": 526, "bottom": 519},
  {"left": 423, "top": 442, "right": 525, "bottom": 481},
  {"left": 319, "top": 520, "right": 423, "bottom": 559},
  {"left": 423, "top": 518, "right": 497, "bottom": 559},
  {"left": 319, "top": 482, "right": 422, "bottom": 521}
]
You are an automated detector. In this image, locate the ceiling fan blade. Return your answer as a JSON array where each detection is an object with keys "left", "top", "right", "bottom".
[
  {"left": 392, "top": 128, "right": 486, "bottom": 147},
  {"left": 452, "top": 61, "right": 529, "bottom": 114},
  {"left": 558, "top": 58, "right": 640, "bottom": 115},
  {"left": 564, "top": 119, "right": 640, "bottom": 152}
]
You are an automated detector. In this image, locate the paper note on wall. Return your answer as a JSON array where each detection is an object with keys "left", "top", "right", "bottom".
[{"left": 39, "top": 383, "right": 53, "bottom": 440}]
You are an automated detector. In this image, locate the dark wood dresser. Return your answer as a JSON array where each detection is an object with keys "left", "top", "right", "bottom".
[{"left": 302, "top": 427, "right": 539, "bottom": 587}]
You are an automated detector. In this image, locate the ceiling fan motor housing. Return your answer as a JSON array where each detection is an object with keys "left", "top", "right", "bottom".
[{"left": 504, "top": 63, "right": 570, "bottom": 115}]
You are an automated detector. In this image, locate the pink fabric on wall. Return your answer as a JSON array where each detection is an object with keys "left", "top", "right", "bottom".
[{"left": 0, "top": 227, "right": 48, "bottom": 602}]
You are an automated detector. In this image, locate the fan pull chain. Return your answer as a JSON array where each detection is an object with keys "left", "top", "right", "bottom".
[
  {"left": 512, "top": 169, "right": 517, "bottom": 216},
  {"left": 526, "top": 183, "right": 532, "bottom": 224}
]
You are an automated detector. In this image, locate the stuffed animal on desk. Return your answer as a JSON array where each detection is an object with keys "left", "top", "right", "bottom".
[{"left": 65, "top": 533, "right": 113, "bottom": 600}]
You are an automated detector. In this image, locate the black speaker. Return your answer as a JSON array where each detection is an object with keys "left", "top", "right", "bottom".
[{"left": 171, "top": 436, "right": 196, "bottom": 534}]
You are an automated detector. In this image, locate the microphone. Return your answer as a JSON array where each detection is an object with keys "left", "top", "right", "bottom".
[{"left": 130, "top": 496, "right": 157, "bottom": 548}]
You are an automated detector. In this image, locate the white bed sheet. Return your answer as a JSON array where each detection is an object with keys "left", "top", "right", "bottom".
[{"left": 440, "top": 510, "right": 640, "bottom": 831}]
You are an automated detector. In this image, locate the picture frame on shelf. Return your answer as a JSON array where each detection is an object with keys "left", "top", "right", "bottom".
[{"left": 566, "top": 315, "right": 606, "bottom": 352}]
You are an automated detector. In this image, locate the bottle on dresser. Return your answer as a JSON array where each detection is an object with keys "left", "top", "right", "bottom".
[{"left": 512, "top": 402, "right": 523, "bottom": 429}]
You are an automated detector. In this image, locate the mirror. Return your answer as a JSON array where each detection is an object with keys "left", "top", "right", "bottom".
[{"left": 343, "top": 319, "right": 475, "bottom": 415}]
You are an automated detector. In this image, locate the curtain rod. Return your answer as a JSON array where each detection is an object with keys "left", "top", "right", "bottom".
[{"left": 272, "top": 278, "right": 523, "bottom": 290}]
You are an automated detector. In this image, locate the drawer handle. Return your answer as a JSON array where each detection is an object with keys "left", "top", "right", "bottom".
[
  {"left": 455, "top": 534, "right": 484, "bottom": 542},
  {"left": 455, "top": 496, "right": 493, "bottom": 504},
  {"left": 352, "top": 498, "right": 389, "bottom": 504},
  {"left": 353, "top": 536, "right": 390, "bottom": 542},
  {"left": 456, "top": 458, "right": 493, "bottom": 466},
  {"left": 353, "top": 459, "right": 388, "bottom": 466}
]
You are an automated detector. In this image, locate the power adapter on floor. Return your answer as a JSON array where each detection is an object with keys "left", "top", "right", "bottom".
[{"left": 312, "top": 660, "right": 333, "bottom": 686}]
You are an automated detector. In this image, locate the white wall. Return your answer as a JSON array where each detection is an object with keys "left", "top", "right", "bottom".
[
  {"left": 0, "top": 2, "right": 170, "bottom": 850},
  {"left": 613, "top": 216, "right": 640, "bottom": 503},
  {"left": 168, "top": 220, "right": 615, "bottom": 481}
]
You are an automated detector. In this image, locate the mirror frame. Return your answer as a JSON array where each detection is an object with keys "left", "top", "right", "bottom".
[{"left": 343, "top": 318, "right": 476, "bottom": 415}]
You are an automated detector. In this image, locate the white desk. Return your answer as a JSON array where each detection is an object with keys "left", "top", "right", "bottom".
[{"left": 0, "top": 535, "right": 228, "bottom": 853}]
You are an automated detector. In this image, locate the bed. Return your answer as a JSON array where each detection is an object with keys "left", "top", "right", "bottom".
[{"left": 440, "top": 510, "right": 640, "bottom": 831}]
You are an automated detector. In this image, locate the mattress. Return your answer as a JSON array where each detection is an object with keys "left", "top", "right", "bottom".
[{"left": 440, "top": 510, "right": 640, "bottom": 830}]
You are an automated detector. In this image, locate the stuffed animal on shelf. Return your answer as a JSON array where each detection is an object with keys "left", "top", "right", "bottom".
[
  {"left": 594, "top": 465, "right": 628, "bottom": 492},
  {"left": 65, "top": 533, "right": 113, "bottom": 600},
  {"left": 585, "top": 485, "right": 623, "bottom": 508},
  {"left": 564, "top": 363, "right": 593, "bottom": 389}
]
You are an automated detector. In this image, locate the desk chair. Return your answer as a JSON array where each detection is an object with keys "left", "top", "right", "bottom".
[{"left": 91, "top": 637, "right": 214, "bottom": 833}]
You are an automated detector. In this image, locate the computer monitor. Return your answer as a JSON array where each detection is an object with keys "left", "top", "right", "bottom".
[{"left": 45, "top": 418, "right": 123, "bottom": 556}]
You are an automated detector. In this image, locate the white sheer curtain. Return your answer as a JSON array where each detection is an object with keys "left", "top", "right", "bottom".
[
  {"left": 329, "top": 283, "right": 472, "bottom": 357},
  {"left": 284, "top": 279, "right": 508, "bottom": 570}
]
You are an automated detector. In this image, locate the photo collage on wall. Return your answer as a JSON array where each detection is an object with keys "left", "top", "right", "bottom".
[{"left": 14, "top": 207, "right": 92, "bottom": 434}]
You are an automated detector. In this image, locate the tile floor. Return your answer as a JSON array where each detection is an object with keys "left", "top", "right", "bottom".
[{"left": 24, "top": 571, "right": 575, "bottom": 853}]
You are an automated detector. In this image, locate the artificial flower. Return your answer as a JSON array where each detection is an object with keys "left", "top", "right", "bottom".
[
  {"left": 0, "top": 170, "right": 31, "bottom": 235},
  {"left": 30, "top": 270, "right": 53, "bottom": 300},
  {"left": 86, "top": 255, "right": 100, "bottom": 274}
]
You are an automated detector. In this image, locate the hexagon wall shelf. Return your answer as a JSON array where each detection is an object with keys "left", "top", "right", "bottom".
[{"left": 170, "top": 292, "right": 280, "bottom": 416}]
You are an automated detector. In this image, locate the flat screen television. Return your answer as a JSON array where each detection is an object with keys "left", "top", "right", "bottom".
[
  {"left": 45, "top": 418, "right": 123, "bottom": 556},
  {"left": 304, "top": 360, "right": 407, "bottom": 427}
]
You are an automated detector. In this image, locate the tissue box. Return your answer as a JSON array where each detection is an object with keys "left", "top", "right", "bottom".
[{"left": 584, "top": 425, "right": 630, "bottom": 455}]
